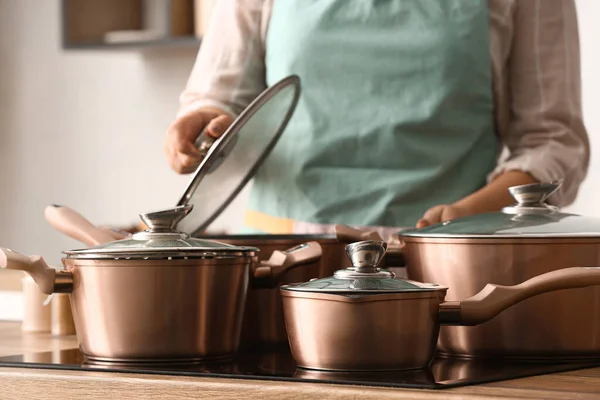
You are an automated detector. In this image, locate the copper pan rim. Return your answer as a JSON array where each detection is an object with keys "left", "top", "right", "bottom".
[
  {"left": 62, "top": 257, "right": 255, "bottom": 267},
  {"left": 399, "top": 236, "right": 600, "bottom": 245},
  {"left": 279, "top": 289, "right": 444, "bottom": 302}
]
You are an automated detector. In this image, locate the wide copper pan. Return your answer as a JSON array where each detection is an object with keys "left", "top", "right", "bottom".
[
  {"left": 340, "top": 229, "right": 600, "bottom": 361},
  {"left": 402, "top": 236, "right": 600, "bottom": 361}
]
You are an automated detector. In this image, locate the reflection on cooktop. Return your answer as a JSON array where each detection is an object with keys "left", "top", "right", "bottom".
[{"left": 0, "top": 347, "right": 599, "bottom": 390}]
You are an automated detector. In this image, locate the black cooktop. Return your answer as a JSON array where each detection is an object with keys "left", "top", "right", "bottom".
[{"left": 1, "top": 346, "right": 598, "bottom": 390}]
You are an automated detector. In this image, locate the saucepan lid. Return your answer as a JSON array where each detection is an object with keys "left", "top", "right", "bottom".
[
  {"left": 281, "top": 241, "right": 443, "bottom": 294},
  {"left": 400, "top": 181, "right": 600, "bottom": 239},
  {"left": 175, "top": 75, "right": 302, "bottom": 236},
  {"left": 62, "top": 205, "right": 258, "bottom": 260}
]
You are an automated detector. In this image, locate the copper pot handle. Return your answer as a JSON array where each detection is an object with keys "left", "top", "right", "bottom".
[
  {"left": 0, "top": 248, "right": 73, "bottom": 294},
  {"left": 45, "top": 205, "right": 119, "bottom": 246},
  {"left": 440, "top": 266, "right": 600, "bottom": 326},
  {"left": 334, "top": 224, "right": 405, "bottom": 260},
  {"left": 252, "top": 242, "right": 323, "bottom": 289},
  {"left": 98, "top": 228, "right": 132, "bottom": 241},
  {"left": 334, "top": 224, "right": 384, "bottom": 242}
]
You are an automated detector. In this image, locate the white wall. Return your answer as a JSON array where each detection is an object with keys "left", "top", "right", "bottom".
[
  {"left": 564, "top": 0, "right": 600, "bottom": 216},
  {"left": 0, "top": 0, "right": 246, "bottom": 270}
]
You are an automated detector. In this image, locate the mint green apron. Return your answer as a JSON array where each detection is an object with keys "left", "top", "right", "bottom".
[{"left": 245, "top": 0, "right": 498, "bottom": 231}]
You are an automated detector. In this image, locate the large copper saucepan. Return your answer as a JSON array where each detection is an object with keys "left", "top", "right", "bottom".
[
  {"left": 2, "top": 204, "right": 322, "bottom": 363},
  {"left": 341, "top": 181, "right": 600, "bottom": 361},
  {"left": 280, "top": 240, "right": 600, "bottom": 372}
]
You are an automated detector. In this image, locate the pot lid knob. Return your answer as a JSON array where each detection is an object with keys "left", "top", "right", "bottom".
[
  {"left": 334, "top": 240, "right": 393, "bottom": 280},
  {"left": 503, "top": 181, "right": 562, "bottom": 215},
  {"left": 509, "top": 180, "right": 562, "bottom": 206},
  {"left": 139, "top": 205, "right": 193, "bottom": 233},
  {"left": 345, "top": 240, "right": 388, "bottom": 272}
]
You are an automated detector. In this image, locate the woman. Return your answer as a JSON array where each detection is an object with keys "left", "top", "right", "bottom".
[{"left": 165, "top": 0, "right": 589, "bottom": 239}]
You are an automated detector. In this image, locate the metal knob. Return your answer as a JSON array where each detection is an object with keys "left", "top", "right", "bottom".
[
  {"left": 345, "top": 240, "right": 388, "bottom": 272},
  {"left": 503, "top": 181, "right": 562, "bottom": 215},
  {"left": 139, "top": 205, "right": 193, "bottom": 233},
  {"left": 508, "top": 180, "right": 562, "bottom": 206},
  {"left": 195, "top": 129, "right": 217, "bottom": 158},
  {"left": 334, "top": 240, "right": 393, "bottom": 280},
  {"left": 194, "top": 127, "right": 239, "bottom": 174}
]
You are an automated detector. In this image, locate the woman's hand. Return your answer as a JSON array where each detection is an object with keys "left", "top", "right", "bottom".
[
  {"left": 164, "top": 107, "right": 234, "bottom": 174},
  {"left": 416, "top": 170, "right": 538, "bottom": 228},
  {"left": 416, "top": 204, "right": 468, "bottom": 229}
]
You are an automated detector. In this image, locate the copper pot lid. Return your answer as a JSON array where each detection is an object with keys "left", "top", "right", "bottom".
[
  {"left": 62, "top": 205, "right": 258, "bottom": 260},
  {"left": 281, "top": 241, "right": 443, "bottom": 294},
  {"left": 174, "top": 75, "right": 301, "bottom": 236},
  {"left": 400, "top": 181, "right": 600, "bottom": 239}
]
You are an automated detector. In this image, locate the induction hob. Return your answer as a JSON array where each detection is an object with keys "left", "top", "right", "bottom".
[{"left": 1, "top": 346, "right": 598, "bottom": 390}]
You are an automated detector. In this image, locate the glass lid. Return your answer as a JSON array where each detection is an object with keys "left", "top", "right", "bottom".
[
  {"left": 400, "top": 181, "right": 600, "bottom": 239},
  {"left": 283, "top": 241, "right": 444, "bottom": 294},
  {"left": 63, "top": 205, "right": 258, "bottom": 260},
  {"left": 175, "top": 75, "right": 301, "bottom": 236}
]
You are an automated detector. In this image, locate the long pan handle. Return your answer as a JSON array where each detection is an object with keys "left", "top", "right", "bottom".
[
  {"left": 45, "top": 205, "right": 121, "bottom": 246},
  {"left": 440, "top": 266, "right": 600, "bottom": 326}
]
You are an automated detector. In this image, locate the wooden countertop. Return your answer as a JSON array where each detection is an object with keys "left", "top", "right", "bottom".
[{"left": 2, "top": 322, "right": 600, "bottom": 399}]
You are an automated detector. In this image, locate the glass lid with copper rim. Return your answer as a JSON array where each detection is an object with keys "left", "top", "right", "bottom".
[
  {"left": 399, "top": 181, "right": 600, "bottom": 239},
  {"left": 62, "top": 205, "right": 259, "bottom": 260},
  {"left": 281, "top": 241, "right": 444, "bottom": 294},
  {"left": 174, "top": 75, "right": 302, "bottom": 236}
]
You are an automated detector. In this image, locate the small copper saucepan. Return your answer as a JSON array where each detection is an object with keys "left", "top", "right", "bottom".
[
  {"left": 1, "top": 205, "right": 322, "bottom": 363},
  {"left": 280, "top": 240, "right": 600, "bottom": 372}
]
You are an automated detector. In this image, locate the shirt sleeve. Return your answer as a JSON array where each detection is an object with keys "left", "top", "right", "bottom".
[
  {"left": 177, "top": 0, "right": 267, "bottom": 119},
  {"left": 488, "top": 0, "right": 590, "bottom": 207}
]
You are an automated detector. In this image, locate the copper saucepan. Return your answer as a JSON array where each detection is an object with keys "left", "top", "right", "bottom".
[
  {"left": 280, "top": 240, "right": 600, "bottom": 372},
  {"left": 338, "top": 181, "right": 600, "bottom": 361},
  {"left": 2, "top": 205, "right": 322, "bottom": 363}
]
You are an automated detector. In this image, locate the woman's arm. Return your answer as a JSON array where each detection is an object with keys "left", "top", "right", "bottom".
[
  {"left": 453, "top": 170, "right": 537, "bottom": 213},
  {"left": 486, "top": 0, "right": 589, "bottom": 207},
  {"left": 177, "top": 0, "right": 268, "bottom": 119},
  {"left": 165, "top": 0, "right": 267, "bottom": 173},
  {"left": 417, "top": 0, "right": 590, "bottom": 228},
  {"left": 416, "top": 171, "right": 536, "bottom": 229}
]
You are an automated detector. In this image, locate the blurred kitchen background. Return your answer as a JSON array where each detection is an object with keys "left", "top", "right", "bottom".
[{"left": 0, "top": 0, "right": 598, "bottom": 319}]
